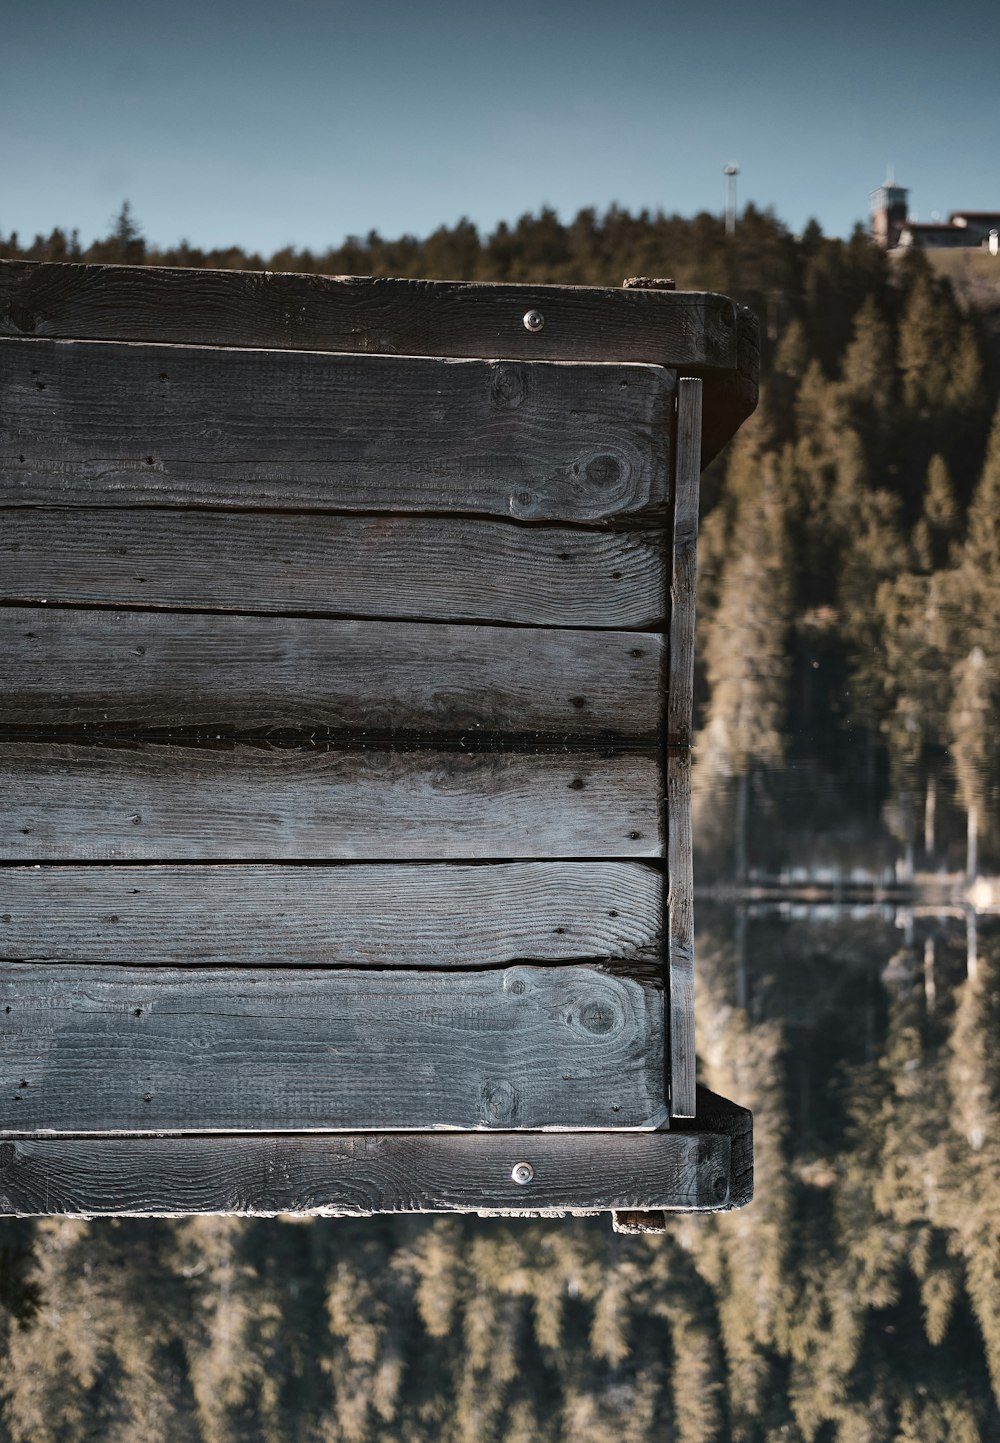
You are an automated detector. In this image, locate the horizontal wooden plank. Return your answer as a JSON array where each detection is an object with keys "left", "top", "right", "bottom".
[
  {"left": 0, "top": 963, "right": 666, "bottom": 1133},
  {"left": 0, "top": 338, "right": 671, "bottom": 521},
  {"left": 0, "top": 744, "right": 663, "bottom": 860},
  {"left": 0, "top": 263, "right": 744, "bottom": 369},
  {"left": 0, "top": 608, "right": 662, "bottom": 736},
  {"left": 0, "top": 1128, "right": 734, "bottom": 1217},
  {"left": 0, "top": 260, "right": 759, "bottom": 463},
  {"left": 0, "top": 508, "right": 666, "bottom": 627},
  {"left": 0, "top": 861, "right": 661, "bottom": 968}
]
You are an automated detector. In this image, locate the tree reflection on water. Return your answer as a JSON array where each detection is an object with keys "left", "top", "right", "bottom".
[{"left": 2, "top": 904, "right": 996, "bottom": 1440}]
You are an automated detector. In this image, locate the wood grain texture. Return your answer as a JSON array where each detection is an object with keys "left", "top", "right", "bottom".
[
  {"left": 0, "top": 608, "right": 662, "bottom": 736},
  {"left": 0, "top": 1129, "right": 732, "bottom": 1217},
  {"left": 0, "top": 509, "right": 667, "bottom": 627},
  {"left": 0, "top": 744, "right": 663, "bottom": 860},
  {"left": 675, "top": 1088, "right": 753, "bottom": 1209},
  {"left": 0, "top": 261, "right": 759, "bottom": 463},
  {"left": 666, "top": 752, "right": 695, "bottom": 1115},
  {"left": 0, "top": 862, "right": 662, "bottom": 969},
  {"left": 667, "top": 378, "right": 702, "bottom": 751},
  {"left": 612, "top": 1087, "right": 752, "bottom": 1229},
  {"left": 0, "top": 338, "right": 671, "bottom": 522},
  {"left": 0, "top": 963, "right": 666, "bottom": 1133},
  {"left": 667, "top": 378, "right": 702, "bottom": 1120}
]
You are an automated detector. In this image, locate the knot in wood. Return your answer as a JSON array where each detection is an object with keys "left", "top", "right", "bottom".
[
  {"left": 585, "top": 454, "right": 622, "bottom": 491},
  {"left": 489, "top": 362, "right": 528, "bottom": 410},
  {"left": 580, "top": 1000, "right": 616, "bottom": 1035},
  {"left": 481, "top": 1079, "right": 518, "bottom": 1125}
]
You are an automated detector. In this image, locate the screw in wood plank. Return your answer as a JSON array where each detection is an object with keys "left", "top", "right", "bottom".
[
  {"left": 522, "top": 309, "right": 545, "bottom": 332},
  {"left": 511, "top": 1162, "right": 534, "bottom": 1185}
]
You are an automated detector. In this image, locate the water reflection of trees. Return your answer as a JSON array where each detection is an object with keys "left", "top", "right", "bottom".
[{"left": 2, "top": 912, "right": 996, "bottom": 1440}]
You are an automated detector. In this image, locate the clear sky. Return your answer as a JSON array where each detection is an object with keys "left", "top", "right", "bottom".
[{"left": 3, "top": 0, "right": 998, "bottom": 254}]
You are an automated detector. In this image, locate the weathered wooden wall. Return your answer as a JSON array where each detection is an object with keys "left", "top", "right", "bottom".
[{"left": 0, "top": 262, "right": 751, "bottom": 1211}]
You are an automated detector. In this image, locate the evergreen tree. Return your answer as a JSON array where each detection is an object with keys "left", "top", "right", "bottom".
[
  {"left": 698, "top": 449, "right": 791, "bottom": 879},
  {"left": 949, "top": 647, "right": 996, "bottom": 883},
  {"left": 913, "top": 454, "right": 960, "bottom": 571}
]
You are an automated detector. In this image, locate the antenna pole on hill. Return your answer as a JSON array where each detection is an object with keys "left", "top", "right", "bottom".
[{"left": 724, "top": 163, "right": 739, "bottom": 236}]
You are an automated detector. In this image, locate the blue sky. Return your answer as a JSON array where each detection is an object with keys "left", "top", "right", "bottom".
[{"left": 3, "top": 0, "right": 998, "bottom": 253}]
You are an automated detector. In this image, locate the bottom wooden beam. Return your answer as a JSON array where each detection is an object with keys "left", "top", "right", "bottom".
[
  {"left": 0, "top": 1090, "right": 750, "bottom": 1219},
  {"left": 613, "top": 1089, "right": 754, "bottom": 1231}
]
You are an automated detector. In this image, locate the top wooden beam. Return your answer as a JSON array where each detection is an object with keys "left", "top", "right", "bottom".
[{"left": 0, "top": 262, "right": 758, "bottom": 466}]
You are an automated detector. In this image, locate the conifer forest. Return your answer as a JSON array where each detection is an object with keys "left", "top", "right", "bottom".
[{"left": 1, "top": 205, "right": 999, "bottom": 1442}]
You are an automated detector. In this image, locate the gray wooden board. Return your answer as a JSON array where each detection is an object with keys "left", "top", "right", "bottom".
[
  {"left": 667, "top": 378, "right": 702, "bottom": 750},
  {"left": 0, "top": 744, "right": 663, "bottom": 860},
  {"left": 0, "top": 1129, "right": 732, "bottom": 1216},
  {"left": 666, "top": 752, "right": 695, "bottom": 1114},
  {"left": 0, "top": 261, "right": 759, "bottom": 464},
  {"left": 0, "top": 862, "right": 661, "bottom": 969},
  {"left": 0, "top": 608, "right": 662, "bottom": 736},
  {"left": 666, "top": 378, "right": 702, "bottom": 1120},
  {"left": 675, "top": 1087, "right": 753, "bottom": 1209},
  {"left": 0, "top": 963, "right": 666, "bottom": 1133},
  {"left": 0, "top": 338, "right": 671, "bottom": 522},
  {"left": 0, "top": 509, "right": 667, "bottom": 627}
]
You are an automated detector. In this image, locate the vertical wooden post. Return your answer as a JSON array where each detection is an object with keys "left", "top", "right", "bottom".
[{"left": 667, "top": 377, "right": 703, "bottom": 1120}]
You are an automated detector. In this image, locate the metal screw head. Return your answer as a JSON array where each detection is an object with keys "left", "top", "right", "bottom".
[
  {"left": 511, "top": 1161, "right": 534, "bottom": 1185},
  {"left": 522, "top": 309, "right": 545, "bottom": 333}
]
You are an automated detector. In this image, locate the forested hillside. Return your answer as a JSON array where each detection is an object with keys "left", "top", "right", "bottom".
[{"left": 1, "top": 204, "right": 999, "bottom": 1442}]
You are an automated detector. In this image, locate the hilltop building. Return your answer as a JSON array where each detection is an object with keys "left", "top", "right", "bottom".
[{"left": 871, "top": 180, "right": 1000, "bottom": 254}]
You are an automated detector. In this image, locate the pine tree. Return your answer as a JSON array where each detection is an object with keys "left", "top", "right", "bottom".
[
  {"left": 913, "top": 454, "right": 959, "bottom": 571},
  {"left": 109, "top": 200, "right": 146, "bottom": 265},
  {"left": 698, "top": 450, "right": 791, "bottom": 879},
  {"left": 949, "top": 646, "right": 995, "bottom": 882},
  {"left": 840, "top": 293, "right": 897, "bottom": 423},
  {"left": 897, "top": 271, "right": 957, "bottom": 417},
  {"left": 946, "top": 399, "right": 1000, "bottom": 660}
]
